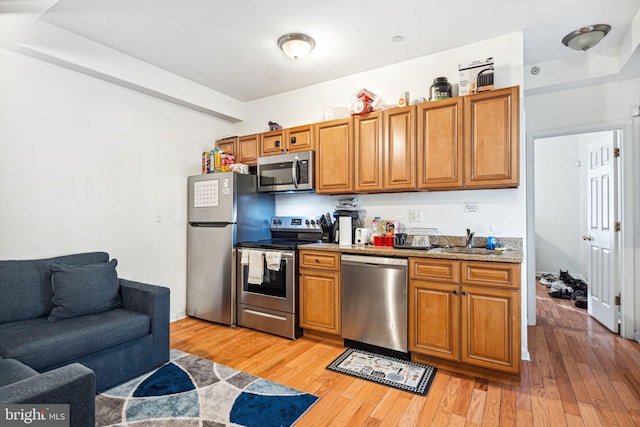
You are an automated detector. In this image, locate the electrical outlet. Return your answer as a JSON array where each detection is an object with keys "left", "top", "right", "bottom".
[
  {"left": 409, "top": 209, "right": 423, "bottom": 222},
  {"left": 464, "top": 202, "right": 478, "bottom": 214}
]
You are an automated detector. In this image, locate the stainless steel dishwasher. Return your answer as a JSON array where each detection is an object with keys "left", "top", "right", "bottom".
[{"left": 341, "top": 254, "right": 408, "bottom": 354}]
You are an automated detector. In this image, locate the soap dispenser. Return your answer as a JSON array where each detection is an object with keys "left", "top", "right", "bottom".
[{"left": 487, "top": 225, "right": 497, "bottom": 250}]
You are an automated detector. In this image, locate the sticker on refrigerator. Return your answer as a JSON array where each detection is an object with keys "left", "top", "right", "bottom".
[
  {"left": 222, "top": 177, "right": 231, "bottom": 195},
  {"left": 194, "top": 180, "right": 219, "bottom": 207}
]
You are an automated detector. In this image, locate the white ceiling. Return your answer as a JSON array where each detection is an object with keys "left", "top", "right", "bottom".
[{"left": 13, "top": 0, "right": 640, "bottom": 102}]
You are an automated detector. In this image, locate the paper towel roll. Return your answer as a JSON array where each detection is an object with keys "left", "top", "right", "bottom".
[{"left": 339, "top": 216, "right": 352, "bottom": 246}]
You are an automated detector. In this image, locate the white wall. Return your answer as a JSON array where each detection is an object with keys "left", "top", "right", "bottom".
[
  {"left": 0, "top": 48, "right": 233, "bottom": 320},
  {"left": 534, "top": 135, "right": 583, "bottom": 276}
]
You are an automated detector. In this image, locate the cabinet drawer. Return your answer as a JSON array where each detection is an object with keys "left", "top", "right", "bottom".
[
  {"left": 461, "top": 262, "right": 520, "bottom": 289},
  {"left": 299, "top": 250, "right": 340, "bottom": 271},
  {"left": 409, "top": 258, "right": 460, "bottom": 283}
]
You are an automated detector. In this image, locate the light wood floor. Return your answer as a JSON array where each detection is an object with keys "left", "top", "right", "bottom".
[{"left": 170, "top": 282, "right": 640, "bottom": 426}]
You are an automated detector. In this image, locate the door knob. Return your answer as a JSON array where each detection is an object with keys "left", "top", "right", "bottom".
[{"left": 582, "top": 235, "right": 593, "bottom": 241}]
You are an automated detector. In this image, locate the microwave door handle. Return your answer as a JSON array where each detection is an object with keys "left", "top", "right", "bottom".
[{"left": 291, "top": 156, "right": 299, "bottom": 188}]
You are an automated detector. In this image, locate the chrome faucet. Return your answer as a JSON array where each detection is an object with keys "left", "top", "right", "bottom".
[{"left": 465, "top": 228, "right": 475, "bottom": 248}]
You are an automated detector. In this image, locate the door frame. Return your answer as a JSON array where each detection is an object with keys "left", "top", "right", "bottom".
[{"left": 526, "top": 119, "right": 636, "bottom": 340}]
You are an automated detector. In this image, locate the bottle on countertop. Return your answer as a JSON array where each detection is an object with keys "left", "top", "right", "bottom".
[
  {"left": 370, "top": 217, "right": 381, "bottom": 244},
  {"left": 487, "top": 225, "right": 497, "bottom": 250}
]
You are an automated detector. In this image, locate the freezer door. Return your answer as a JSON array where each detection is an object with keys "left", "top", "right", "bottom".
[
  {"left": 188, "top": 173, "right": 236, "bottom": 223},
  {"left": 186, "top": 223, "right": 235, "bottom": 325}
]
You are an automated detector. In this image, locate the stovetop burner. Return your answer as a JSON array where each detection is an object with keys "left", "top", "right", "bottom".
[
  {"left": 237, "top": 216, "right": 323, "bottom": 250},
  {"left": 237, "top": 238, "right": 320, "bottom": 251}
]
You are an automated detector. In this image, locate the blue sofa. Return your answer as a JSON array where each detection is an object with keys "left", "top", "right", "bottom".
[{"left": 0, "top": 252, "right": 170, "bottom": 426}]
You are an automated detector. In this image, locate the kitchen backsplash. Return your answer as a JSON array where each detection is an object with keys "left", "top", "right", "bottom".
[{"left": 274, "top": 191, "right": 524, "bottom": 238}]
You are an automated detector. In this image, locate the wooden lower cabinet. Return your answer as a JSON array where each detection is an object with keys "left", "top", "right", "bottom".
[
  {"left": 409, "top": 281, "right": 459, "bottom": 360},
  {"left": 299, "top": 250, "right": 341, "bottom": 335},
  {"left": 409, "top": 258, "right": 521, "bottom": 379},
  {"left": 460, "top": 285, "right": 520, "bottom": 373}
]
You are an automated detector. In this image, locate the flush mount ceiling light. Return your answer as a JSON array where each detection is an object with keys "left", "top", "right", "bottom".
[
  {"left": 278, "top": 33, "right": 315, "bottom": 60},
  {"left": 562, "top": 24, "right": 611, "bottom": 51}
]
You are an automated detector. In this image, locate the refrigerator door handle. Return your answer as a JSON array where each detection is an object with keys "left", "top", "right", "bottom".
[{"left": 189, "top": 222, "right": 231, "bottom": 227}]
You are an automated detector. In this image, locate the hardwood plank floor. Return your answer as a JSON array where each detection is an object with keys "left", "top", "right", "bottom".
[{"left": 170, "top": 281, "right": 640, "bottom": 426}]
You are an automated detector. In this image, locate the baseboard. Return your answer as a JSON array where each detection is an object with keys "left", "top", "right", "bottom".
[
  {"left": 536, "top": 270, "right": 587, "bottom": 282},
  {"left": 522, "top": 349, "right": 531, "bottom": 361},
  {"left": 171, "top": 311, "right": 187, "bottom": 322}
]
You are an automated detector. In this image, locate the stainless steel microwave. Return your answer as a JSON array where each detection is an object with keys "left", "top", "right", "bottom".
[{"left": 257, "top": 150, "right": 314, "bottom": 193}]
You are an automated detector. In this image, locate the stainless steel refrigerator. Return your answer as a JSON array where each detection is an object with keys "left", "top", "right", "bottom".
[{"left": 187, "top": 172, "right": 275, "bottom": 325}]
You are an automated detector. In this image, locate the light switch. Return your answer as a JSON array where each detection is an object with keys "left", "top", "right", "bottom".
[
  {"left": 155, "top": 211, "right": 163, "bottom": 223},
  {"left": 409, "top": 209, "right": 423, "bottom": 222}
]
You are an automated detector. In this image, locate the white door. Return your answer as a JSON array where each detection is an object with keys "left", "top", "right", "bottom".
[{"left": 585, "top": 133, "right": 619, "bottom": 332}]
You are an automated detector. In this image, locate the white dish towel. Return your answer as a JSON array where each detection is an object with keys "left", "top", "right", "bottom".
[
  {"left": 265, "top": 251, "right": 282, "bottom": 271},
  {"left": 248, "top": 250, "right": 264, "bottom": 285},
  {"left": 240, "top": 250, "right": 249, "bottom": 265}
]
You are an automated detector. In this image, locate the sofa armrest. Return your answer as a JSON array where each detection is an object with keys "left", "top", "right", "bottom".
[
  {"left": 119, "top": 279, "right": 170, "bottom": 367},
  {"left": 0, "top": 363, "right": 95, "bottom": 427}
]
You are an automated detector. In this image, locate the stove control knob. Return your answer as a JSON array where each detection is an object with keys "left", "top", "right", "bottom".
[
  {"left": 277, "top": 219, "right": 282, "bottom": 225},
  {"left": 305, "top": 219, "right": 310, "bottom": 225},
  {"left": 310, "top": 220, "right": 316, "bottom": 225}
]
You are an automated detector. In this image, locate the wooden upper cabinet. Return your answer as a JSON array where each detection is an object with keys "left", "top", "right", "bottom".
[
  {"left": 314, "top": 118, "right": 353, "bottom": 194},
  {"left": 261, "top": 130, "right": 286, "bottom": 156},
  {"left": 354, "top": 112, "right": 383, "bottom": 192},
  {"left": 417, "top": 98, "right": 463, "bottom": 190},
  {"left": 260, "top": 125, "right": 314, "bottom": 156},
  {"left": 384, "top": 106, "right": 416, "bottom": 191},
  {"left": 464, "top": 86, "right": 520, "bottom": 188},
  {"left": 287, "top": 124, "right": 314, "bottom": 153},
  {"left": 216, "top": 137, "right": 236, "bottom": 155},
  {"left": 236, "top": 134, "right": 259, "bottom": 165}
]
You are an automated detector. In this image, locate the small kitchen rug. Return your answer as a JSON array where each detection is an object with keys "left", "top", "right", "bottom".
[
  {"left": 326, "top": 348, "right": 437, "bottom": 396},
  {"left": 96, "top": 349, "right": 318, "bottom": 426}
]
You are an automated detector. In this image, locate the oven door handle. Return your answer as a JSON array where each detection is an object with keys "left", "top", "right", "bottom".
[
  {"left": 243, "top": 309, "right": 287, "bottom": 322},
  {"left": 291, "top": 156, "right": 299, "bottom": 189}
]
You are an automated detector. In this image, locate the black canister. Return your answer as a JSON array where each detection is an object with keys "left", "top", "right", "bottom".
[{"left": 429, "top": 77, "right": 452, "bottom": 101}]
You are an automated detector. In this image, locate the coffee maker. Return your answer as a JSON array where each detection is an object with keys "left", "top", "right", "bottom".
[{"left": 332, "top": 210, "right": 362, "bottom": 244}]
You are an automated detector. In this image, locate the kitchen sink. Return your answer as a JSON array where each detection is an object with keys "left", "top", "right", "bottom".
[{"left": 429, "top": 247, "right": 503, "bottom": 255}]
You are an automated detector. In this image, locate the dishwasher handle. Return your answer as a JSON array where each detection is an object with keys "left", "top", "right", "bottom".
[{"left": 341, "top": 254, "right": 408, "bottom": 267}]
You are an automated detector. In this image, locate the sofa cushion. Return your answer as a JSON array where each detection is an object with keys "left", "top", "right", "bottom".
[
  {"left": 48, "top": 259, "right": 122, "bottom": 321},
  {"left": 0, "top": 252, "right": 110, "bottom": 324},
  {"left": 0, "top": 359, "right": 38, "bottom": 388},
  {"left": 0, "top": 309, "right": 150, "bottom": 371}
]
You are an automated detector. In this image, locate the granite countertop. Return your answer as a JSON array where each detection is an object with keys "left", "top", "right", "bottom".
[{"left": 301, "top": 242, "right": 523, "bottom": 264}]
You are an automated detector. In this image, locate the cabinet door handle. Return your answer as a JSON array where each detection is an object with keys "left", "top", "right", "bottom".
[
  {"left": 461, "top": 291, "right": 467, "bottom": 296},
  {"left": 274, "top": 140, "right": 280, "bottom": 148},
  {"left": 452, "top": 290, "right": 457, "bottom": 295},
  {"left": 291, "top": 136, "right": 297, "bottom": 144}
]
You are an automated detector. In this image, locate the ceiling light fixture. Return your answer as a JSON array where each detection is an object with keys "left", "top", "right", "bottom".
[
  {"left": 561, "top": 24, "right": 611, "bottom": 51},
  {"left": 278, "top": 33, "right": 315, "bottom": 60}
]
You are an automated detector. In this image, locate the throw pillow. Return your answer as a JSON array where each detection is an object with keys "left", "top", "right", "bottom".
[{"left": 48, "top": 259, "right": 122, "bottom": 321}]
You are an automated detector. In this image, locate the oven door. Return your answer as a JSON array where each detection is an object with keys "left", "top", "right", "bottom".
[{"left": 237, "top": 248, "right": 295, "bottom": 313}]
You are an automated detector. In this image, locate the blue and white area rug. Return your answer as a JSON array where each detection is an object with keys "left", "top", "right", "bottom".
[
  {"left": 326, "top": 348, "right": 437, "bottom": 396},
  {"left": 96, "top": 350, "right": 318, "bottom": 426}
]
